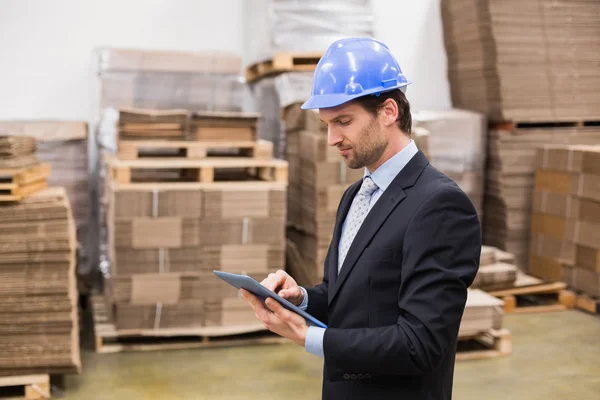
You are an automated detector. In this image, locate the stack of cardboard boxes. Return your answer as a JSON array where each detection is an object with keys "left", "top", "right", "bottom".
[
  {"left": 483, "top": 128, "right": 600, "bottom": 269},
  {"left": 0, "top": 188, "right": 81, "bottom": 375},
  {"left": 529, "top": 145, "right": 600, "bottom": 298},
  {"left": 0, "top": 122, "right": 90, "bottom": 278},
  {"left": 440, "top": 0, "right": 600, "bottom": 122},
  {"left": 472, "top": 246, "right": 518, "bottom": 291},
  {"left": 441, "top": 0, "right": 600, "bottom": 271},
  {"left": 102, "top": 109, "right": 288, "bottom": 332}
]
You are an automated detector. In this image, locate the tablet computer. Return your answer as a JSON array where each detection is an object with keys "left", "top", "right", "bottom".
[{"left": 212, "top": 270, "right": 327, "bottom": 329}]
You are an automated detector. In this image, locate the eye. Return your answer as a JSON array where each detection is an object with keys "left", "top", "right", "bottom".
[{"left": 338, "top": 120, "right": 351, "bottom": 126}]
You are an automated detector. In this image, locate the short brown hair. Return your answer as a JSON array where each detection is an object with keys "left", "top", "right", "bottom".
[{"left": 354, "top": 89, "right": 412, "bottom": 135}]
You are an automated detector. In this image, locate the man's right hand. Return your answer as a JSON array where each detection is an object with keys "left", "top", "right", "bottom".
[{"left": 261, "top": 270, "right": 304, "bottom": 306}]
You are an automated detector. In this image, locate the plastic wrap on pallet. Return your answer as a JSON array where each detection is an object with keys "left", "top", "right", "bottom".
[
  {"left": 274, "top": 72, "right": 314, "bottom": 109},
  {"left": 249, "top": 77, "right": 286, "bottom": 159},
  {"left": 95, "top": 47, "right": 246, "bottom": 112},
  {"left": 245, "top": 0, "right": 375, "bottom": 64},
  {"left": 412, "top": 109, "right": 487, "bottom": 218}
]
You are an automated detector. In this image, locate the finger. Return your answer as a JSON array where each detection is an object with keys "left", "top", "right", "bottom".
[
  {"left": 275, "top": 270, "right": 288, "bottom": 288},
  {"left": 240, "top": 289, "right": 259, "bottom": 309},
  {"left": 265, "top": 297, "right": 290, "bottom": 321},
  {"left": 261, "top": 273, "right": 279, "bottom": 291}
]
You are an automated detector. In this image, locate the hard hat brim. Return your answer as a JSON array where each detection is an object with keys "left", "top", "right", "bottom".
[{"left": 301, "top": 82, "right": 411, "bottom": 110}]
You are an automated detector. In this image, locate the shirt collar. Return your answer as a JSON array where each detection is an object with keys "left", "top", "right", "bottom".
[{"left": 363, "top": 140, "right": 419, "bottom": 192}]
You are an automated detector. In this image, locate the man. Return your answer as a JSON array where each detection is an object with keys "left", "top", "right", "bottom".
[{"left": 240, "top": 37, "right": 481, "bottom": 399}]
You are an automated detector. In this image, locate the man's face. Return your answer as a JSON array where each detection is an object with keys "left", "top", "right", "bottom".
[{"left": 319, "top": 102, "right": 388, "bottom": 170}]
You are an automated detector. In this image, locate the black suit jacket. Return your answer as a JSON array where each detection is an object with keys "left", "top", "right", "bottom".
[{"left": 305, "top": 151, "right": 481, "bottom": 400}]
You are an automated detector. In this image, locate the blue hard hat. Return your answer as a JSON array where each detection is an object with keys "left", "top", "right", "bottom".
[{"left": 301, "top": 37, "right": 411, "bottom": 110}]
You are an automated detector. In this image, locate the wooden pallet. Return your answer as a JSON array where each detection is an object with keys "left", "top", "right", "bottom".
[
  {"left": 105, "top": 154, "right": 288, "bottom": 184},
  {"left": 487, "top": 280, "right": 576, "bottom": 314},
  {"left": 90, "top": 295, "right": 286, "bottom": 354},
  {"left": 575, "top": 293, "right": 600, "bottom": 315},
  {"left": 456, "top": 329, "right": 512, "bottom": 361},
  {"left": 245, "top": 52, "right": 322, "bottom": 83},
  {"left": 491, "top": 119, "right": 600, "bottom": 131},
  {"left": 117, "top": 139, "right": 273, "bottom": 160},
  {"left": 0, "top": 164, "right": 51, "bottom": 202},
  {"left": 0, "top": 375, "right": 50, "bottom": 399}
]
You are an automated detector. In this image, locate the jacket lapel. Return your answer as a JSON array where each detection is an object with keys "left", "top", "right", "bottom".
[
  {"left": 328, "top": 151, "right": 430, "bottom": 305},
  {"left": 328, "top": 181, "right": 361, "bottom": 288}
]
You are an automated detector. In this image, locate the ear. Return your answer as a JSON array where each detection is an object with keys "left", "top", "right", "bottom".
[{"left": 379, "top": 98, "right": 399, "bottom": 127}]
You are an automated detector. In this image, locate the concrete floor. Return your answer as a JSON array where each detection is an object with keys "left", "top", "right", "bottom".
[{"left": 62, "top": 310, "right": 600, "bottom": 400}]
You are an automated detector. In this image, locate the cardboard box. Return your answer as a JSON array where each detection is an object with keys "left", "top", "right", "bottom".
[
  {"left": 572, "top": 268, "right": 600, "bottom": 298},
  {"left": 114, "top": 301, "right": 205, "bottom": 330},
  {"left": 575, "top": 245, "right": 600, "bottom": 273},
  {"left": 529, "top": 233, "right": 575, "bottom": 267},
  {"left": 528, "top": 254, "right": 565, "bottom": 282},
  {"left": 459, "top": 289, "right": 504, "bottom": 337}
]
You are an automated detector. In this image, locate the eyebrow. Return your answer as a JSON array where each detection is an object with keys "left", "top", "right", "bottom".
[{"left": 321, "top": 114, "right": 353, "bottom": 123}]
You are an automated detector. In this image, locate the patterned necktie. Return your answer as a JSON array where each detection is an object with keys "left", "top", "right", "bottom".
[{"left": 338, "top": 176, "right": 379, "bottom": 272}]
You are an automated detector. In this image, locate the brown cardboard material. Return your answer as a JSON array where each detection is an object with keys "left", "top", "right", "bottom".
[
  {"left": 460, "top": 289, "right": 504, "bottom": 337},
  {"left": 299, "top": 130, "right": 338, "bottom": 163},
  {"left": 483, "top": 128, "right": 600, "bottom": 270},
  {"left": 0, "top": 187, "right": 80, "bottom": 373},
  {"left": 131, "top": 217, "right": 182, "bottom": 249},
  {"left": 130, "top": 273, "right": 182, "bottom": 305},
  {"left": 111, "top": 188, "right": 204, "bottom": 218},
  {"left": 529, "top": 233, "right": 575, "bottom": 267},
  {"left": 575, "top": 245, "right": 600, "bottom": 273},
  {"left": 573, "top": 268, "right": 600, "bottom": 298},
  {"left": 566, "top": 220, "right": 600, "bottom": 251},
  {"left": 532, "top": 191, "right": 580, "bottom": 219},
  {"left": 534, "top": 170, "right": 578, "bottom": 195},
  {"left": 528, "top": 254, "right": 565, "bottom": 283},
  {"left": 198, "top": 217, "right": 285, "bottom": 247},
  {"left": 570, "top": 173, "right": 600, "bottom": 202},
  {"left": 112, "top": 218, "right": 198, "bottom": 249},
  {"left": 530, "top": 213, "right": 568, "bottom": 241}
]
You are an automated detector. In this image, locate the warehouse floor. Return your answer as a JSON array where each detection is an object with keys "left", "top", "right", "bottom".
[{"left": 61, "top": 310, "right": 599, "bottom": 400}]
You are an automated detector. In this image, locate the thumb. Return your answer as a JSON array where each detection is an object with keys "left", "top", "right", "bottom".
[
  {"left": 265, "top": 297, "right": 283, "bottom": 313},
  {"left": 279, "top": 289, "right": 289, "bottom": 298}
]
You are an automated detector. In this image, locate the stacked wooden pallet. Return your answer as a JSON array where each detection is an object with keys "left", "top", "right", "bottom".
[
  {"left": 0, "top": 187, "right": 81, "bottom": 376},
  {"left": 0, "top": 136, "right": 51, "bottom": 202},
  {"left": 100, "top": 109, "right": 288, "bottom": 337},
  {"left": 529, "top": 144, "right": 600, "bottom": 312}
]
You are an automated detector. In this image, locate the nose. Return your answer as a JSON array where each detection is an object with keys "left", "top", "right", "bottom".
[{"left": 328, "top": 127, "right": 343, "bottom": 147}]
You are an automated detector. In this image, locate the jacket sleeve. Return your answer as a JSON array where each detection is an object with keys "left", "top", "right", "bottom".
[{"left": 322, "top": 186, "right": 481, "bottom": 379}]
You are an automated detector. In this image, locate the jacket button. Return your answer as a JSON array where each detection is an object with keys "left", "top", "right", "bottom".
[
  {"left": 343, "top": 373, "right": 350, "bottom": 380},
  {"left": 351, "top": 374, "right": 357, "bottom": 380}
]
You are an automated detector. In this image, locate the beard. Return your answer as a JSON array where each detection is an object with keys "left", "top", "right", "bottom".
[{"left": 344, "top": 117, "right": 388, "bottom": 169}]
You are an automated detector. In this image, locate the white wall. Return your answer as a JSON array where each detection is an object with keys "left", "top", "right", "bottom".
[
  {"left": 0, "top": 0, "right": 451, "bottom": 121},
  {"left": 372, "top": 0, "right": 452, "bottom": 112},
  {"left": 0, "top": 0, "right": 245, "bottom": 121}
]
